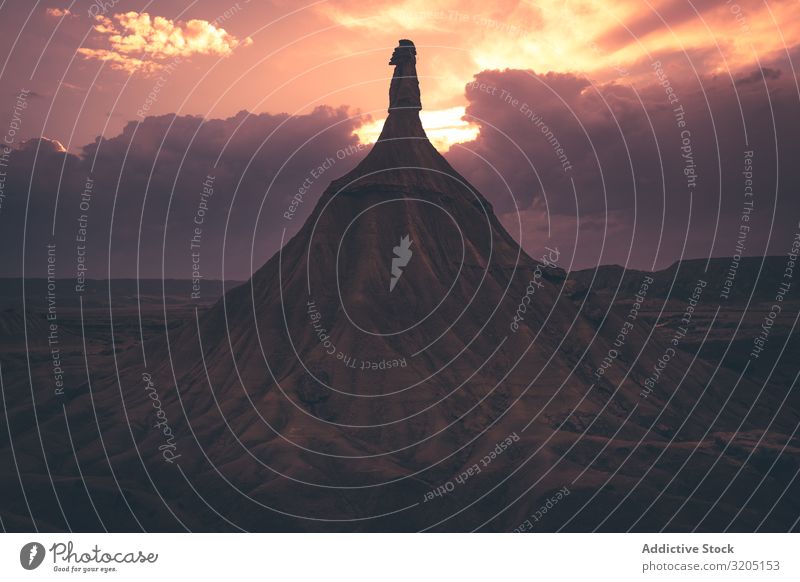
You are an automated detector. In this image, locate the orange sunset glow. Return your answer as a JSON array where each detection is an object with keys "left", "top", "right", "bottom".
[{"left": 15, "top": 0, "right": 797, "bottom": 153}]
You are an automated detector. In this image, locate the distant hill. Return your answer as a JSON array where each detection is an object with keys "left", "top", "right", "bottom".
[
  {"left": 0, "top": 278, "right": 243, "bottom": 310},
  {"left": 570, "top": 256, "right": 798, "bottom": 303}
]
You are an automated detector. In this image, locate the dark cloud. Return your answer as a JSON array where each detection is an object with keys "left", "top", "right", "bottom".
[
  {"left": 444, "top": 50, "right": 800, "bottom": 270},
  {"left": 0, "top": 106, "right": 367, "bottom": 279},
  {"left": 736, "top": 66, "right": 782, "bottom": 86}
]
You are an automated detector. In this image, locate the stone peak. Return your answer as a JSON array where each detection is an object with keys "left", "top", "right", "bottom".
[{"left": 388, "top": 39, "right": 421, "bottom": 112}]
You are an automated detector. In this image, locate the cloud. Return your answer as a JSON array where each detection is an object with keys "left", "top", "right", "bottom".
[
  {"left": 18, "top": 136, "right": 67, "bottom": 153},
  {"left": 735, "top": 66, "right": 782, "bottom": 87},
  {"left": 316, "top": 0, "right": 800, "bottom": 113},
  {"left": 45, "top": 7, "right": 72, "bottom": 18},
  {"left": 444, "top": 48, "right": 800, "bottom": 269},
  {"left": 78, "top": 12, "right": 253, "bottom": 74},
  {"left": 318, "top": 0, "right": 542, "bottom": 34},
  {"left": 0, "top": 107, "right": 367, "bottom": 279}
]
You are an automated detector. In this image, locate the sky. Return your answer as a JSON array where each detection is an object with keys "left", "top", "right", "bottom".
[{"left": 0, "top": 0, "right": 798, "bottom": 278}]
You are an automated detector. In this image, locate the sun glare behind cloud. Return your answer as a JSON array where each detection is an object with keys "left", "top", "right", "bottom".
[{"left": 355, "top": 106, "right": 479, "bottom": 152}]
